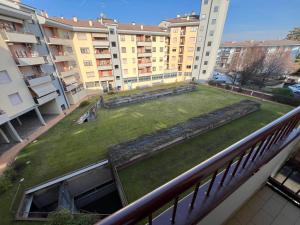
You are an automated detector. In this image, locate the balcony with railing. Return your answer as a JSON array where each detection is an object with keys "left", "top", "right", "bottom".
[
  {"left": 52, "top": 52, "right": 75, "bottom": 62},
  {"left": 138, "top": 58, "right": 152, "bottom": 68},
  {"left": 95, "top": 106, "right": 300, "bottom": 225},
  {"left": 137, "top": 47, "right": 152, "bottom": 57},
  {"left": 92, "top": 37, "right": 110, "bottom": 47},
  {"left": 58, "top": 65, "right": 78, "bottom": 78},
  {"left": 137, "top": 35, "right": 152, "bottom": 47},
  {"left": 99, "top": 70, "right": 113, "bottom": 78},
  {"left": 45, "top": 27, "right": 72, "bottom": 46},
  {"left": 138, "top": 68, "right": 152, "bottom": 76},
  {"left": 95, "top": 49, "right": 111, "bottom": 59},
  {"left": 0, "top": 22, "right": 37, "bottom": 44},
  {"left": 97, "top": 59, "right": 113, "bottom": 71},
  {"left": 24, "top": 73, "right": 53, "bottom": 87},
  {"left": 14, "top": 51, "right": 47, "bottom": 66}
]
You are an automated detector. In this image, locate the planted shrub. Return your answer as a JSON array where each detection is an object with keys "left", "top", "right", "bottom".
[
  {"left": 0, "top": 175, "right": 13, "bottom": 195},
  {"left": 272, "top": 94, "right": 300, "bottom": 106},
  {"left": 47, "top": 209, "right": 96, "bottom": 225},
  {"left": 271, "top": 88, "right": 294, "bottom": 98},
  {"left": 79, "top": 100, "right": 90, "bottom": 108}
]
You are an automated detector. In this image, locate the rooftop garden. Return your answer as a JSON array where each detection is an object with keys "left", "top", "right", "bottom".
[{"left": 0, "top": 83, "right": 293, "bottom": 225}]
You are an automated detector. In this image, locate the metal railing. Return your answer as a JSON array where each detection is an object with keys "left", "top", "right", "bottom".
[{"left": 95, "top": 106, "right": 300, "bottom": 225}]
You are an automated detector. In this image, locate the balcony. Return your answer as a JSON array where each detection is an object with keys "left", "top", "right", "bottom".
[
  {"left": 95, "top": 53, "right": 111, "bottom": 59},
  {"left": 97, "top": 65, "right": 113, "bottom": 70},
  {"left": 138, "top": 62, "right": 152, "bottom": 68},
  {"left": 95, "top": 106, "right": 300, "bottom": 225},
  {"left": 137, "top": 41, "right": 152, "bottom": 47},
  {"left": 137, "top": 52, "right": 152, "bottom": 57},
  {"left": 64, "top": 83, "right": 78, "bottom": 92},
  {"left": 0, "top": 30, "right": 37, "bottom": 44},
  {"left": 92, "top": 40, "right": 110, "bottom": 47},
  {"left": 0, "top": 111, "right": 9, "bottom": 125},
  {"left": 60, "top": 68, "right": 78, "bottom": 78},
  {"left": 53, "top": 54, "right": 75, "bottom": 63},
  {"left": 26, "top": 74, "right": 52, "bottom": 87},
  {"left": 139, "top": 71, "right": 152, "bottom": 76},
  {"left": 16, "top": 56, "right": 46, "bottom": 66},
  {"left": 47, "top": 37, "right": 72, "bottom": 46},
  {"left": 34, "top": 92, "right": 58, "bottom": 105}
]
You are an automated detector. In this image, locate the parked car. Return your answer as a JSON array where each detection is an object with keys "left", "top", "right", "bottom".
[{"left": 288, "top": 84, "right": 300, "bottom": 94}]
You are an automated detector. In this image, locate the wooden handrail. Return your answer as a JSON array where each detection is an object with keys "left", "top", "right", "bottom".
[{"left": 96, "top": 106, "right": 300, "bottom": 225}]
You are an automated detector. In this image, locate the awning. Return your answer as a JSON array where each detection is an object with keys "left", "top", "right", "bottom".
[{"left": 30, "top": 83, "right": 57, "bottom": 97}]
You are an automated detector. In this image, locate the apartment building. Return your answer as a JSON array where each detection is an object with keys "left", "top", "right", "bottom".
[
  {"left": 0, "top": 0, "right": 68, "bottom": 144},
  {"left": 192, "top": 0, "right": 230, "bottom": 81},
  {"left": 216, "top": 40, "right": 300, "bottom": 70}
]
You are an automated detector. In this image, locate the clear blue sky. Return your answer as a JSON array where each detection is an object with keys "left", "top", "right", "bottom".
[{"left": 22, "top": 0, "right": 300, "bottom": 41}]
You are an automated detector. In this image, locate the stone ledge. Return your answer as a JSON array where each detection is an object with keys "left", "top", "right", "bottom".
[
  {"left": 108, "top": 100, "right": 261, "bottom": 169},
  {"left": 104, "top": 84, "right": 197, "bottom": 108}
]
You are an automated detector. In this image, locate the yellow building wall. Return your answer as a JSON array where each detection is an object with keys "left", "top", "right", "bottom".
[
  {"left": 118, "top": 34, "right": 138, "bottom": 78},
  {"left": 72, "top": 32, "right": 99, "bottom": 88},
  {"left": 168, "top": 27, "right": 180, "bottom": 71}
]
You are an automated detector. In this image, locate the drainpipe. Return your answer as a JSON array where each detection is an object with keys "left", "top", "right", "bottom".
[{"left": 33, "top": 11, "right": 71, "bottom": 109}]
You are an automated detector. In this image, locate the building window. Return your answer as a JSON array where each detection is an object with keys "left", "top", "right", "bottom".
[
  {"left": 77, "top": 33, "right": 87, "bottom": 40},
  {"left": 172, "top": 48, "right": 176, "bottom": 52},
  {"left": 152, "top": 57, "right": 156, "bottom": 62},
  {"left": 132, "top": 68, "right": 136, "bottom": 73},
  {"left": 207, "top": 41, "right": 212, "bottom": 46},
  {"left": 83, "top": 60, "right": 93, "bottom": 66},
  {"left": 201, "top": 14, "right": 206, "bottom": 20},
  {"left": 173, "top": 28, "right": 179, "bottom": 33},
  {"left": 202, "top": 70, "right": 206, "bottom": 74},
  {"left": 152, "top": 47, "right": 156, "bottom": 52},
  {"left": 160, "top": 47, "right": 164, "bottom": 52},
  {"left": 114, "top": 65, "right": 119, "bottom": 69},
  {"left": 188, "top": 47, "right": 194, "bottom": 52},
  {"left": 120, "top": 35, "right": 125, "bottom": 41},
  {"left": 109, "top": 28, "right": 115, "bottom": 34},
  {"left": 121, "top": 47, "right": 126, "bottom": 53},
  {"left": 212, "top": 19, "right": 216, "bottom": 25},
  {"left": 186, "top": 65, "right": 192, "bottom": 69},
  {"left": 0, "top": 70, "right": 11, "bottom": 84},
  {"left": 153, "top": 67, "right": 156, "bottom": 71},
  {"left": 132, "top": 47, "right": 135, "bottom": 53},
  {"left": 197, "top": 47, "right": 201, "bottom": 52},
  {"left": 116, "top": 76, "right": 120, "bottom": 80},
  {"left": 132, "top": 58, "right": 136, "bottom": 63},
  {"left": 80, "top": 47, "right": 90, "bottom": 54},
  {"left": 111, "top": 41, "right": 116, "bottom": 47},
  {"left": 152, "top": 36, "right": 156, "bottom": 42},
  {"left": 204, "top": 0, "right": 209, "bottom": 4},
  {"left": 194, "top": 65, "right": 198, "bottom": 69},
  {"left": 113, "top": 53, "right": 118, "bottom": 59},
  {"left": 173, "top": 37, "right": 177, "bottom": 42},
  {"left": 214, "top": 6, "right": 219, "bottom": 12},
  {"left": 86, "top": 71, "right": 95, "bottom": 77},
  {"left": 9, "top": 92, "right": 22, "bottom": 105},
  {"left": 209, "top": 30, "right": 214, "bottom": 36},
  {"left": 196, "top": 56, "right": 199, "bottom": 61},
  {"left": 204, "top": 61, "right": 208, "bottom": 65},
  {"left": 159, "top": 66, "right": 163, "bottom": 71},
  {"left": 205, "top": 51, "right": 210, "bottom": 56},
  {"left": 131, "top": 35, "right": 135, "bottom": 41},
  {"left": 172, "top": 56, "right": 176, "bottom": 61},
  {"left": 123, "top": 58, "right": 127, "bottom": 64},
  {"left": 160, "top": 36, "right": 164, "bottom": 42},
  {"left": 123, "top": 69, "right": 128, "bottom": 75},
  {"left": 159, "top": 57, "right": 163, "bottom": 62},
  {"left": 188, "top": 56, "right": 193, "bottom": 61}
]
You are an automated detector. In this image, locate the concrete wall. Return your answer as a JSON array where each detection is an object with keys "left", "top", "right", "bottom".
[{"left": 198, "top": 134, "right": 300, "bottom": 225}]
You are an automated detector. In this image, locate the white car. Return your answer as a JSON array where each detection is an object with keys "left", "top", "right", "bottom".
[{"left": 288, "top": 84, "right": 300, "bottom": 94}]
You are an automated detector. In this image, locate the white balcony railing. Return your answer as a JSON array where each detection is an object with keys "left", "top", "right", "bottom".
[{"left": 0, "top": 30, "right": 37, "bottom": 44}]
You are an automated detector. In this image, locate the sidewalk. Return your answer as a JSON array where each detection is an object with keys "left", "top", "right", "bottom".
[{"left": 0, "top": 101, "right": 82, "bottom": 175}]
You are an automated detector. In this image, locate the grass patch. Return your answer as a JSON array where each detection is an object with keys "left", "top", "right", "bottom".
[{"left": 0, "top": 84, "right": 292, "bottom": 225}]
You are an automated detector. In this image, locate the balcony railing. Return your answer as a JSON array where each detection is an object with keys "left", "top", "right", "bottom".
[
  {"left": 53, "top": 53, "right": 75, "bottom": 62},
  {"left": 0, "top": 30, "right": 37, "bottom": 44},
  {"left": 47, "top": 36, "right": 72, "bottom": 46},
  {"left": 95, "top": 106, "right": 300, "bottom": 225},
  {"left": 25, "top": 74, "right": 52, "bottom": 87},
  {"left": 15, "top": 54, "right": 47, "bottom": 66}
]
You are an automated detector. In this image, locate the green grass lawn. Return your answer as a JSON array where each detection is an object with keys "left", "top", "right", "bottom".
[{"left": 0, "top": 84, "right": 292, "bottom": 225}]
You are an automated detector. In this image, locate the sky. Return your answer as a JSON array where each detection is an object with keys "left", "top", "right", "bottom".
[{"left": 22, "top": 0, "right": 300, "bottom": 42}]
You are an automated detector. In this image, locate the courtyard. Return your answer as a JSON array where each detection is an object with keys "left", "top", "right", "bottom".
[{"left": 0, "top": 83, "right": 293, "bottom": 225}]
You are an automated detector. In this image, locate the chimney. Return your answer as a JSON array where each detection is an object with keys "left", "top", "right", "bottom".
[
  {"left": 132, "top": 22, "right": 136, "bottom": 26},
  {"left": 114, "top": 19, "right": 118, "bottom": 23},
  {"left": 45, "top": 12, "right": 48, "bottom": 18},
  {"left": 60, "top": 16, "right": 64, "bottom": 19},
  {"left": 177, "top": 14, "right": 181, "bottom": 18},
  {"left": 187, "top": 16, "right": 190, "bottom": 21},
  {"left": 100, "top": 18, "right": 103, "bottom": 24},
  {"left": 141, "top": 25, "right": 144, "bottom": 30},
  {"left": 73, "top": 16, "right": 78, "bottom": 22},
  {"left": 89, "top": 20, "right": 93, "bottom": 26}
]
